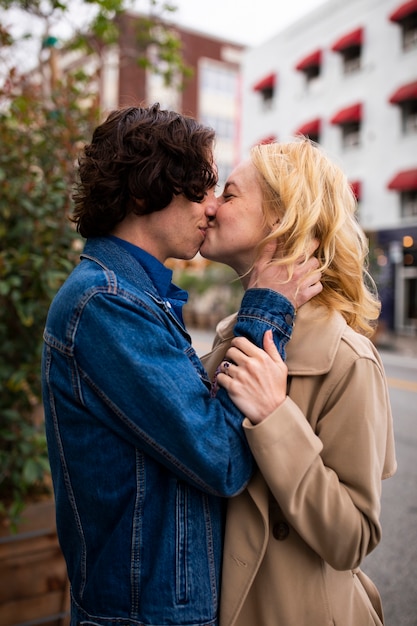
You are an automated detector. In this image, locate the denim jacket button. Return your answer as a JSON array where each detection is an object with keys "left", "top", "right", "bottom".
[{"left": 285, "top": 313, "right": 293, "bottom": 326}]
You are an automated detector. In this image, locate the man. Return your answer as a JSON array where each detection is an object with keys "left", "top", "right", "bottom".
[{"left": 42, "top": 103, "right": 320, "bottom": 625}]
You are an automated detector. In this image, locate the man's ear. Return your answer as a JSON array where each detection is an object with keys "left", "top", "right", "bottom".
[{"left": 130, "top": 196, "right": 146, "bottom": 216}]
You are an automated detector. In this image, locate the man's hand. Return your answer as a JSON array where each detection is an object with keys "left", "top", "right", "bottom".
[
  {"left": 217, "top": 331, "right": 287, "bottom": 424},
  {"left": 249, "top": 241, "right": 323, "bottom": 309}
]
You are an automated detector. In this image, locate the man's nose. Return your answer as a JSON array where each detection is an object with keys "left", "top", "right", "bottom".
[{"left": 204, "top": 191, "right": 219, "bottom": 217}]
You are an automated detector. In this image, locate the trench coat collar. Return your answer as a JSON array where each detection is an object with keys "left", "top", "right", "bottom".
[{"left": 285, "top": 302, "right": 346, "bottom": 375}]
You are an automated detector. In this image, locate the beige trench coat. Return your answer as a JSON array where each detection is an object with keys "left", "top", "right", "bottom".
[{"left": 202, "top": 302, "right": 397, "bottom": 626}]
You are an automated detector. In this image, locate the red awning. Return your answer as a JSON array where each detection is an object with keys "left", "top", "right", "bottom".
[
  {"left": 389, "top": 0, "right": 417, "bottom": 22},
  {"left": 295, "top": 49, "right": 322, "bottom": 71},
  {"left": 252, "top": 73, "right": 276, "bottom": 92},
  {"left": 350, "top": 181, "right": 362, "bottom": 200},
  {"left": 331, "top": 27, "right": 364, "bottom": 52},
  {"left": 294, "top": 118, "right": 321, "bottom": 136},
  {"left": 387, "top": 168, "right": 417, "bottom": 191},
  {"left": 330, "top": 103, "right": 362, "bottom": 125},
  {"left": 389, "top": 80, "right": 417, "bottom": 104},
  {"left": 256, "top": 135, "right": 277, "bottom": 145}
]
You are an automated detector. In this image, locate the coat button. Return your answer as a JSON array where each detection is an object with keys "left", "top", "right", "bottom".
[{"left": 272, "top": 522, "right": 290, "bottom": 541}]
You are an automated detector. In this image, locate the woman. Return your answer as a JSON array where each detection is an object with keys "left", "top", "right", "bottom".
[{"left": 200, "top": 139, "right": 397, "bottom": 626}]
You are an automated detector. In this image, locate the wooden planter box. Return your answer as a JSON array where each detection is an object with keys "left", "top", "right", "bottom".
[{"left": 0, "top": 500, "right": 70, "bottom": 626}]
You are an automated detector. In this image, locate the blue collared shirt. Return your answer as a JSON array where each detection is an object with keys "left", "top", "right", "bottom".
[{"left": 108, "top": 235, "right": 188, "bottom": 323}]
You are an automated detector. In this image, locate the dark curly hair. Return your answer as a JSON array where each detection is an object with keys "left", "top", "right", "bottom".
[{"left": 72, "top": 103, "right": 218, "bottom": 237}]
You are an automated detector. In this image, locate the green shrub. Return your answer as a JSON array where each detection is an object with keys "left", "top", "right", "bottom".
[{"left": 0, "top": 77, "right": 98, "bottom": 528}]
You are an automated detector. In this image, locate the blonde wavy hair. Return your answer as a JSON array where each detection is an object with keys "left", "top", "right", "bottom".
[{"left": 251, "top": 139, "right": 380, "bottom": 337}]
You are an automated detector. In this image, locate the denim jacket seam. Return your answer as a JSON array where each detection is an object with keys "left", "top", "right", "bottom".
[
  {"left": 130, "top": 450, "right": 145, "bottom": 617},
  {"left": 75, "top": 363, "right": 227, "bottom": 496},
  {"left": 43, "top": 346, "right": 88, "bottom": 597},
  {"left": 44, "top": 284, "right": 168, "bottom": 355}
]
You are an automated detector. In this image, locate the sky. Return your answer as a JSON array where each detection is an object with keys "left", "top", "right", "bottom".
[
  {"left": 171, "top": 0, "right": 329, "bottom": 46},
  {"left": 5, "top": 0, "right": 329, "bottom": 48},
  {"left": 3, "top": 0, "right": 329, "bottom": 71}
]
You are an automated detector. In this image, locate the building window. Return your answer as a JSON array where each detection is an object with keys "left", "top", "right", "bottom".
[
  {"left": 389, "top": 79, "right": 417, "bottom": 134},
  {"left": 294, "top": 50, "right": 322, "bottom": 87},
  {"left": 199, "top": 59, "right": 240, "bottom": 189},
  {"left": 389, "top": 1, "right": 417, "bottom": 51},
  {"left": 402, "top": 191, "right": 417, "bottom": 217},
  {"left": 252, "top": 73, "right": 276, "bottom": 110},
  {"left": 387, "top": 168, "right": 417, "bottom": 217},
  {"left": 341, "top": 124, "right": 361, "bottom": 147},
  {"left": 404, "top": 107, "right": 417, "bottom": 133},
  {"left": 200, "top": 63, "right": 238, "bottom": 96},
  {"left": 330, "top": 103, "right": 362, "bottom": 148},
  {"left": 260, "top": 88, "right": 274, "bottom": 107},
  {"left": 331, "top": 27, "right": 363, "bottom": 75},
  {"left": 403, "top": 20, "right": 417, "bottom": 49},
  {"left": 342, "top": 48, "right": 361, "bottom": 74},
  {"left": 200, "top": 114, "right": 235, "bottom": 140},
  {"left": 147, "top": 43, "right": 182, "bottom": 111}
]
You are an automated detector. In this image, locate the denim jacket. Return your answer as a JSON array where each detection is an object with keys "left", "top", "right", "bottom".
[{"left": 42, "top": 237, "right": 294, "bottom": 626}]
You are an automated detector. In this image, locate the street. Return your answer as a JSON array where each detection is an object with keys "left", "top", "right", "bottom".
[
  {"left": 364, "top": 351, "right": 417, "bottom": 626},
  {"left": 191, "top": 329, "right": 417, "bottom": 626}
]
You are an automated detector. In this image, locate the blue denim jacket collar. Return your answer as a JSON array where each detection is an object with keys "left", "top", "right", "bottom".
[{"left": 106, "top": 235, "right": 188, "bottom": 322}]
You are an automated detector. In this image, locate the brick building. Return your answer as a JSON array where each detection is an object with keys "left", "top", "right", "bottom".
[{"left": 99, "top": 12, "right": 244, "bottom": 187}]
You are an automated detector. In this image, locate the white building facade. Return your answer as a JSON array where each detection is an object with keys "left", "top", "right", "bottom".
[{"left": 240, "top": 0, "right": 417, "bottom": 334}]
